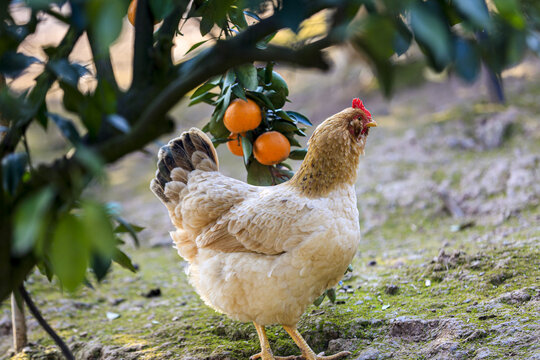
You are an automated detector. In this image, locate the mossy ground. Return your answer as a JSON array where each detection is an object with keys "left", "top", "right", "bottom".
[{"left": 2, "top": 59, "right": 540, "bottom": 360}]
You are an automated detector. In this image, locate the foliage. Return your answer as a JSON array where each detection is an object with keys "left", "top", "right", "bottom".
[{"left": 1, "top": 0, "right": 539, "bottom": 305}]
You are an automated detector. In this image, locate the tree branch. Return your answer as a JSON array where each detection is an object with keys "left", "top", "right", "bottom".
[
  {"left": 19, "top": 285, "right": 75, "bottom": 360},
  {"left": 155, "top": 2, "right": 190, "bottom": 66},
  {"left": 131, "top": 0, "right": 155, "bottom": 90}
]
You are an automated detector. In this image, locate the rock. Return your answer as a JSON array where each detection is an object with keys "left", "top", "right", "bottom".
[
  {"left": 0, "top": 315, "right": 11, "bottom": 336},
  {"left": 355, "top": 347, "right": 380, "bottom": 360},
  {"left": 474, "top": 107, "right": 519, "bottom": 149},
  {"left": 384, "top": 284, "right": 399, "bottom": 295},
  {"left": 488, "top": 272, "right": 513, "bottom": 286},
  {"left": 496, "top": 288, "right": 533, "bottom": 305},
  {"left": 143, "top": 288, "right": 162, "bottom": 298},
  {"left": 326, "top": 338, "right": 359, "bottom": 354},
  {"left": 389, "top": 318, "right": 441, "bottom": 342},
  {"left": 474, "top": 347, "right": 492, "bottom": 359},
  {"left": 422, "top": 341, "right": 463, "bottom": 360},
  {"left": 74, "top": 341, "right": 103, "bottom": 360}
]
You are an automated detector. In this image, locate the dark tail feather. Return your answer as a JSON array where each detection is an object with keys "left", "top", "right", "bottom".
[{"left": 150, "top": 128, "right": 218, "bottom": 205}]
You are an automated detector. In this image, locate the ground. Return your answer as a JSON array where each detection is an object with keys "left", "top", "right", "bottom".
[{"left": 1, "top": 54, "right": 539, "bottom": 360}]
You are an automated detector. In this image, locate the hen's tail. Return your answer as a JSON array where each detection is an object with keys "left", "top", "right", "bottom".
[
  {"left": 150, "top": 127, "right": 218, "bottom": 208},
  {"left": 150, "top": 128, "right": 218, "bottom": 261}
]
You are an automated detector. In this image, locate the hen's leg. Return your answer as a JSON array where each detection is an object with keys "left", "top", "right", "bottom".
[
  {"left": 282, "top": 325, "right": 351, "bottom": 360},
  {"left": 251, "top": 323, "right": 275, "bottom": 360},
  {"left": 250, "top": 323, "right": 299, "bottom": 360}
]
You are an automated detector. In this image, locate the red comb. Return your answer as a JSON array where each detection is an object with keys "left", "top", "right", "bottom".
[{"left": 352, "top": 98, "right": 371, "bottom": 118}]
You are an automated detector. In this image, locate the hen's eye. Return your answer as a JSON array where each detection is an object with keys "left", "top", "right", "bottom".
[{"left": 348, "top": 118, "right": 363, "bottom": 138}]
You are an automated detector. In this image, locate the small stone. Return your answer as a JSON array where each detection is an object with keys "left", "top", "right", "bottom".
[
  {"left": 110, "top": 298, "right": 126, "bottom": 306},
  {"left": 474, "top": 347, "right": 492, "bottom": 359},
  {"left": 143, "top": 288, "right": 161, "bottom": 298},
  {"left": 0, "top": 316, "right": 12, "bottom": 336},
  {"left": 355, "top": 347, "right": 379, "bottom": 360},
  {"left": 106, "top": 312, "right": 120, "bottom": 320},
  {"left": 385, "top": 284, "right": 399, "bottom": 295}
]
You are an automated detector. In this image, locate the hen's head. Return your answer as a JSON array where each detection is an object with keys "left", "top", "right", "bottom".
[
  {"left": 290, "top": 99, "right": 376, "bottom": 197},
  {"left": 309, "top": 98, "right": 377, "bottom": 153}
]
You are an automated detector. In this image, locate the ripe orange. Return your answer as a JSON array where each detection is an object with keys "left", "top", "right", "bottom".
[
  {"left": 253, "top": 131, "right": 291, "bottom": 165},
  {"left": 128, "top": 0, "right": 137, "bottom": 26},
  {"left": 227, "top": 133, "right": 244, "bottom": 157},
  {"left": 223, "top": 98, "right": 262, "bottom": 133},
  {"left": 127, "top": 0, "right": 159, "bottom": 26}
]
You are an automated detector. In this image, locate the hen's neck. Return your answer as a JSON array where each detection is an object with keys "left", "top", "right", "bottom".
[{"left": 288, "top": 132, "right": 363, "bottom": 198}]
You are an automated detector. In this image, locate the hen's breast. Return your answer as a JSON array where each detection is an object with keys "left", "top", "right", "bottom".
[{"left": 187, "top": 185, "right": 360, "bottom": 326}]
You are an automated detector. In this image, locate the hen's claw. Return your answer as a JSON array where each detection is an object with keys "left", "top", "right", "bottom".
[
  {"left": 313, "top": 351, "right": 351, "bottom": 360},
  {"left": 250, "top": 353, "right": 299, "bottom": 360}
]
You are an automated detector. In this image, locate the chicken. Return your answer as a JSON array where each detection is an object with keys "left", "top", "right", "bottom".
[{"left": 150, "top": 98, "right": 377, "bottom": 360}]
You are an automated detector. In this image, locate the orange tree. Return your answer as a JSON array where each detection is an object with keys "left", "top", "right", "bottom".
[{"left": 1, "top": 0, "right": 538, "bottom": 356}]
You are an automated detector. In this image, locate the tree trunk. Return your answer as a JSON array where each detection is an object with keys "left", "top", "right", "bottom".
[{"left": 11, "top": 291, "right": 27, "bottom": 352}]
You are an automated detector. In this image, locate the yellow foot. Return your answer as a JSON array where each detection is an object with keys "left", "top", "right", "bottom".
[{"left": 250, "top": 352, "right": 299, "bottom": 360}]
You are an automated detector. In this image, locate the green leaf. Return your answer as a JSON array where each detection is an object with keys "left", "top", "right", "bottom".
[
  {"left": 453, "top": 0, "right": 491, "bottom": 28},
  {"left": 276, "top": 110, "right": 294, "bottom": 123},
  {"left": 85, "top": 0, "right": 127, "bottom": 57},
  {"left": 49, "top": 113, "right": 81, "bottom": 145},
  {"left": 393, "top": 18, "right": 412, "bottom": 56},
  {"left": 289, "top": 149, "right": 307, "bottom": 160},
  {"left": 48, "top": 59, "right": 80, "bottom": 87},
  {"left": 247, "top": 160, "right": 273, "bottom": 186},
  {"left": 74, "top": 146, "right": 105, "bottom": 177},
  {"left": 286, "top": 111, "right": 312, "bottom": 126},
  {"left": 264, "top": 90, "right": 286, "bottom": 109},
  {"left": 243, "top": 10, "right": 261, "bottom": 21},
  {"left": 493, "top": 0, "right": 525, "bottom": 29},
  {"left": 326, "top": 288, "right": 337, "bottom": 303},
  {"left": 283, "top": 133, "right": 301, "bottom": 147},
  {"left": 409, "top": 1, "right": 453, "bottom": 70},
  {"left": 247, "top": 91, "right": 275, "bottom": 110},
  {"left": 241, "top": 135, "right": 252, "bottom": 165},
  {"left": 0, "top": 51, "right": 40, "bottom": 78},
  {"left": 113, "top": 217, "right": 144, "bottom": 247},
  {"left": 223, "top": 70, "right": 236, "bottom": 89},
  {"left": 229, "top": 6, "right": 248, "bottom": 29},
  {"left": 82, "top": 201, "right": 116, "bottom": 258},
  {"left": 189, "top": 92, "right": 219, "bottom": 106},
  {"left": 235, "top": 64, "right": 258, "bottom": 91},
  {"left": 231, "top": 84, "right": 247, "bottom": 101},
  {"left": 13, "top": 187, "right": 54, "bottom": 256},
  {"left": 113, "top": 249, "right": 137, "bottom": 272},
  {"left": 200, "top": 16, "right": 214, "bottom": 36},
  {"left": 191, "top": 82, "right": 219, "bottom": 99},
  {"left": 272, "top": 120, "right": 298, "bottom": 133},
  {"left": 150, "top": 0, "right": 174, "bottom": 20},
  {"left": 106, "top": 114, "right": 130, "bottom": 133},
  {"left": 1, "top": 152, "right": 28, "bottom": 195},
  {"left": 50, "top": 214, "right": 91, "bottom": 292},
  {"left": 91, "top": 253, "right": 112, "bottom": 281},
  {"left": 454, "top": 37, "right": 481, "bottom": 83},
  {"left": 313, "top": 293, "right": 326, "bottom": 307},
  {"left": 186, "top": 40, "right": 210, "bottom": 55}
]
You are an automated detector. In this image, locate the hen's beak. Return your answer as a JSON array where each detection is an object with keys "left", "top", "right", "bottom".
[{"left": 366, "top": 119, "right": 378, "bottom": 127}]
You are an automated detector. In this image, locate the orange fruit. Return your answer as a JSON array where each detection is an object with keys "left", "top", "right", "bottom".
[
  {"left": 253, "top": 131, "right": 291, "bottom": 166},
  {"left": 128, "top": 0, "right": 137, "bottom": 26},
  {"left": 127, "top": 0, "right": 159, "bottom": 26},
  {"left": 227, "top": 133, "right": 244, "bottom": 157},
  {"left": 223, "top": 98, "right": 262, "bottom": 133}
]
